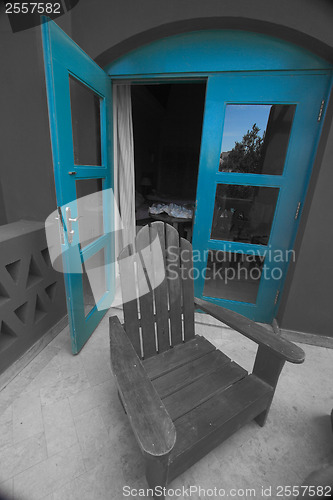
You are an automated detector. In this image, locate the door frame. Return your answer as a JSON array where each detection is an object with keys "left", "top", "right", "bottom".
[{"left": 106, "top": 30, "right": 332, "bottom": 323}]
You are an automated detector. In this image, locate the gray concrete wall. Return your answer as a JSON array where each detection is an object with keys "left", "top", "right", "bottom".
[
  {"left": 0, "top": 9, "right": 70, "bottom": 370},
  {"left": 277, "top": 90, "right": 333, "bottom": 337},
  {"left": 0, "top": 8, "right": 71, "bottom": 224},
  {"left": 66, "top": 0, "right": 333, "bottom": 63}
]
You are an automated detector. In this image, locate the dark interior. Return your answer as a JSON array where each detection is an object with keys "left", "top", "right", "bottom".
[{"left": 131, "top": 82, "right": 206, "bottom": 235}]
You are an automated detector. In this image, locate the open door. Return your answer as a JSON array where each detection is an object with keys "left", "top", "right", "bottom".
[
  {"left": 193, "top": 73, "right": 331, "bottom": 323},
  {"left": 42, "top": 19, "right": 114, "bottom": 353}
]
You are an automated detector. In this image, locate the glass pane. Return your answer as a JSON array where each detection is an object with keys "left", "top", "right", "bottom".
[
  {"left": 69, "top": 76, "right": 102, "bottom": 166},
  {"left": 82, "top": 248, "right": 107, "bottom": 317},
  {"left": 76, "top": 179, "right": 104, "bottom": 248},
  {"left": 219, "top": 104, "right": 296, "bottom": 175},
  {"left": 211, "top": 184, "right": 279, "bottom": 245},
  {"left": 203, "top": 250, "right": 265, "bottom": 303}
]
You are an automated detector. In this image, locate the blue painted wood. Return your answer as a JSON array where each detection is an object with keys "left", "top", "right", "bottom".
[
  {"left": 104, "top": 28, "right": 332, "bottom": 323},
  {"left": 42, "top": 18, "right": 115, "bottom": 353},
  {"left": 43, "top": 21, "right": 332, "bottom": 326},
  {"left": 192, "top": 73, "right": 332, "bottom": 322},
  {"left": 105, "top": 30, "right": 332, "bottom": 78}
]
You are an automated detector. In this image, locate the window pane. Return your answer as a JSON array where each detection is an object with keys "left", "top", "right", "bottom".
[
  {"left": 82, "top": 248, "right": 107, "bottom": 317},
  {"left": 210, "top": 184, "right": 279, "bottom": 245},
  {"left": 203, "top": 250, "right": 264, "bottom": 303},
  {"left": 219, "top": 104, "right": 296, "bottom": 175},
  {"left": 76, "top": 179, "right": 104, "bottom": 249},
  {"left": 69, "top": 76, "right": 102, "bottom": 166}
]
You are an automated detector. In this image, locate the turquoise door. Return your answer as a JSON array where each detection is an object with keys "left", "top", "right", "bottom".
[
  {"left": 42, "top": 19, "right": 114, "bottom": 353},
  {"left": 193, "top": 73, "right": 331, "bottom": 322},
  {"left": 104, "top": 31, "right": 332, "bottom": 324}
]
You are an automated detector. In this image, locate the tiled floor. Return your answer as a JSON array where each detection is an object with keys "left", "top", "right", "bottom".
[{"left": 0, "top": 309, "right": 332, "bottom": 500}]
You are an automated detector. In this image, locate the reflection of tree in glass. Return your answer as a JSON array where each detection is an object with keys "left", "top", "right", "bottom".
[{"left": 220, "top": 124, "right": 264, "bottom": 174}]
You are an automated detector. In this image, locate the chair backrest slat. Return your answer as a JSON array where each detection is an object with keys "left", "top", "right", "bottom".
[
  {"left": 118, "top": 245, "right": 141, "bottom": 356},
  {"left": 165, "top": 224, "right": 183, "bottom": 346},
  {"left": 180, "top": 237, "right": 195, "bottom": 341},
  {"left": 136, "top": 225, "right": 157, "bottom": 358},
  {"left": 119, "top": 223, "right": 196, "bottom": 359},
  {"left": 150, "top": 222, "right": 170, "bottom": 354}
]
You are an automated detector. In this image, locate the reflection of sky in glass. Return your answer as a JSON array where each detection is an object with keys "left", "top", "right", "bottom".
[{"left": 221, "top": 105, "right": 272, "bottom": 153}]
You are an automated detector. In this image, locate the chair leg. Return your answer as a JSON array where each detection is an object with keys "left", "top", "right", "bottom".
[
  {"left": 145, "top": 454, "right": 169, "bottom": 500},
  {"left": 252, "top": 344, "right": 285, "bottom": 427}
]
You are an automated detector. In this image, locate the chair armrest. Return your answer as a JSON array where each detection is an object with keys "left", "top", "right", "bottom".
[
  {"left": 194, "top": 297, "right": 305, "bottom": 364},
  {"left": 109, "top": 316, "right": 176, "bottom": 457}
]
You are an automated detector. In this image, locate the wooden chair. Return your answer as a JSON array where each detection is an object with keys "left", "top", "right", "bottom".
[{"left": 109, "top": 222, "right": 305, "bottom": 498}]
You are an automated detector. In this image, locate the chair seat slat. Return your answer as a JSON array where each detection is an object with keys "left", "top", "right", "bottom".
[
  {"left": 163, "top": 361, "right": 247, "bottom": 421},
  {"left": 168, "top": 375, "right": 273, "bottom": 481},
  {"left": 152, "top": 350, "right": 230, "bottom": 399},
  {"left": 143, "top": 335, "right": 215, "bottom": 380}
]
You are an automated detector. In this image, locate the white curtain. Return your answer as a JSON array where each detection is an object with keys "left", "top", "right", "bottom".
[{"left": 114, "top": 85, "right": 136, "bottom": 255}]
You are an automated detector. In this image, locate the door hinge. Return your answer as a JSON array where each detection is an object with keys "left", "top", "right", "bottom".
[
  {"left": 294, "top": 201, "right": 301, "bottom": 220},
  {"left": 274, "top": 290, "right": 280, "bottom": 305},
  {"left": 318, "top": 100, "right": 325, "bottom": 122}
]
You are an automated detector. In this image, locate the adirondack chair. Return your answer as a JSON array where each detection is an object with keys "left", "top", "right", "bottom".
[{"left": 109, "top": 222, "right": 305, "bottom": 498}]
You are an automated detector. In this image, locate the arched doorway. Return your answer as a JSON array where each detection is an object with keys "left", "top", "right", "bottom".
[{"left": 105, "top": 30, "right": 332, "bottom": 322}]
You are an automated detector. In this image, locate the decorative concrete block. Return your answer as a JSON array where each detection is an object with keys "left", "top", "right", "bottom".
[{"left": 0, "top": 220, "right": 67, "bottom": 374}]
